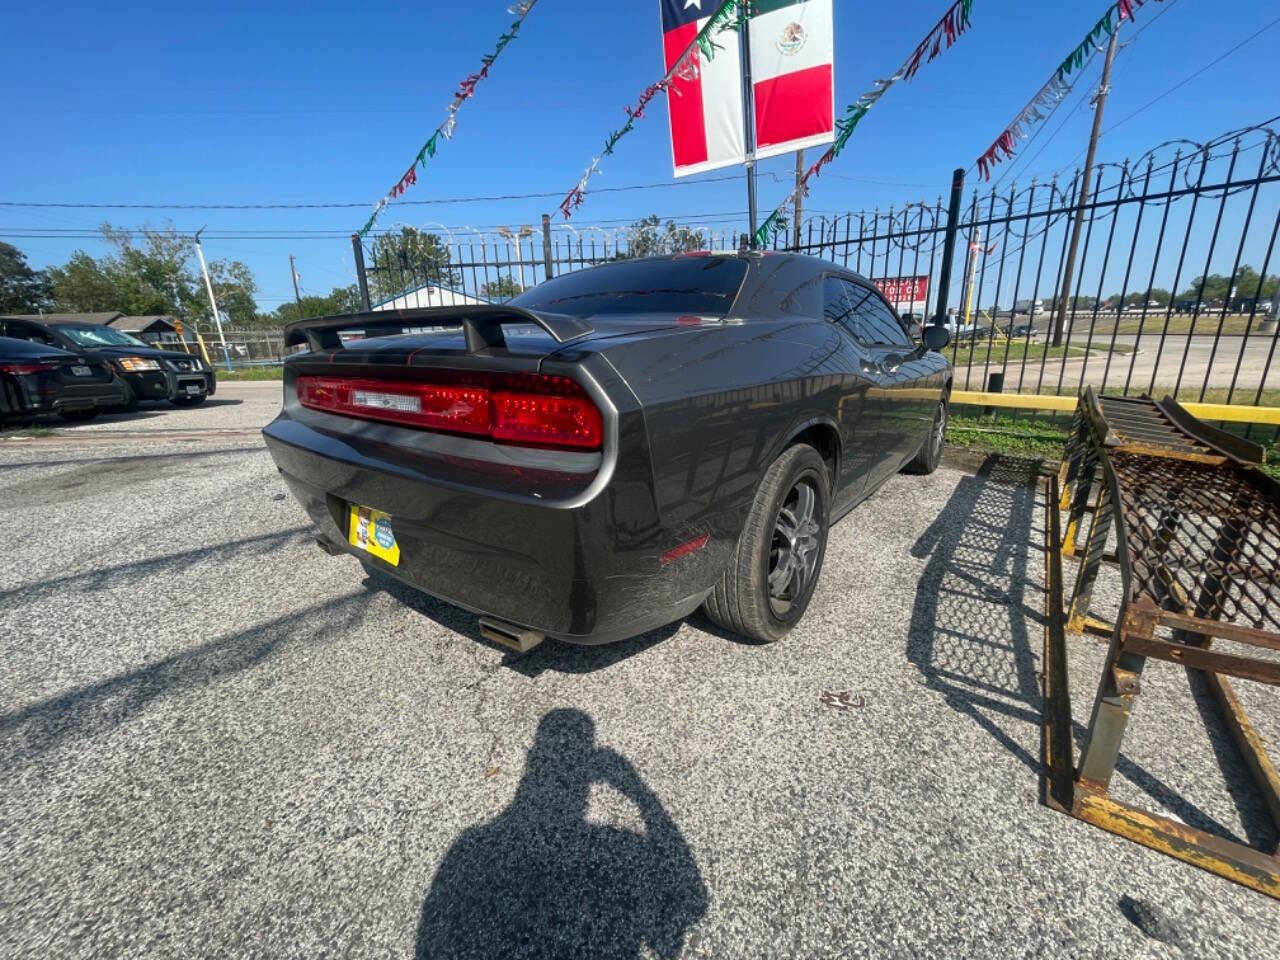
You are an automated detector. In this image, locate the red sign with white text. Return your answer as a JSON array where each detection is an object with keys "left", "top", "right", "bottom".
[{"left": 874, "top": 275, "right": 929, "bottom": 307}]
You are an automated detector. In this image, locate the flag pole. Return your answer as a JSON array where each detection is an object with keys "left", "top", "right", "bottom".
[{"left": 739, "top": 5, "right": 758, "bottom": 248}]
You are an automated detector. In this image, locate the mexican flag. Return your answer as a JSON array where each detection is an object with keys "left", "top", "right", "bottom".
[
  {"left": 748, "top": 0, "right": 835, "bottom": 160},
  {"left": 659, "top": 0, "right": 834, "bottom": 177}
]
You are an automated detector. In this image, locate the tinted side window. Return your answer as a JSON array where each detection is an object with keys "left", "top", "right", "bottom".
[
  {"left": 822, "top": 277, "right": 875, "bottom": 342},
  {"left": 849, "top": 284, "right": 912, "bottom": 347}
]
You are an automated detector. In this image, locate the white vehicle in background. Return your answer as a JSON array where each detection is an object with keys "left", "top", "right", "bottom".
[
  {"left": 1014, "top": 298, "right": 1045, "bottom": 316},
  {"left": 942, "top": 315, "right": 978, "bottom": 342}
]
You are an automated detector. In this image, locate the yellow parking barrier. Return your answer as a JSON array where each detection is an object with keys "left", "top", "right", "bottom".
[{"left": 951, "top": 390, "right": 1280, "bottom": 426}]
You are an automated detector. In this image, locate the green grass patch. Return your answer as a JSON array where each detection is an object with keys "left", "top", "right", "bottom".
[
  {"left": 1090, "top": 315, "right": 1267, "bottom": 337},
  {"left": 947, "top": 410, "right": 1280, "bottom": 478},
  {"left": 217, "top": 366, "right": 284, "bottom": 381},
  {"left": 0, "top": 426, "right": 57, "bottom": 438},
  {"left": 947, "top": 411, "right": 1070, "bottom": 460},
  {"left": 951, "top": 341, "right": 1133, "bottom": 366}
]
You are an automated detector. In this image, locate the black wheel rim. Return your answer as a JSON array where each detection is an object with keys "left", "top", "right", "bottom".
[
  {"left": 931, "top": 401, "right": 947, "bottom": 458},
  {"left": 768, "top": 477, "right": 822, "bottom": 616}
]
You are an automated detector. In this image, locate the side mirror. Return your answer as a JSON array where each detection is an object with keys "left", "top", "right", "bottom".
[{"left": 922, "top": 324, "right": 951, "bottom": 352}]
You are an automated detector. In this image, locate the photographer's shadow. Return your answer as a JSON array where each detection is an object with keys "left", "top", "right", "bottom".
[{"left": 415, "top": 709, "right": 707, "bottom": 960}]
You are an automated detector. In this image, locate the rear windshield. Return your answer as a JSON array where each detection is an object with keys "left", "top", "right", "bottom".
[{"left": 511, "top": 257, "right": 748, "bottom": 317}]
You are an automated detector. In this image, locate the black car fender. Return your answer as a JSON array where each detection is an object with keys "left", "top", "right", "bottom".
[{"left": 766, "top": 414, "right": 842, "bottom": 495}]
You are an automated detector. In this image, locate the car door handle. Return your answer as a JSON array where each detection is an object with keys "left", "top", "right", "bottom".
[{"left": 859, "top": 358, "right": 883, "bottom": 376}]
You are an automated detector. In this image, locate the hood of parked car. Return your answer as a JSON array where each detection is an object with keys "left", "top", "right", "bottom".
[{"left": 74, "top": 344, "right": 203, "bottom": 365}]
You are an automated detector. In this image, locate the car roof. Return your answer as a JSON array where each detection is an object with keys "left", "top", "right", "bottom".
[
  {"left": 630, "top": 250, "right": 876, "bottom": 285},
  {"left": 0, "top": 335, "right": 74, "bottom": 358}
]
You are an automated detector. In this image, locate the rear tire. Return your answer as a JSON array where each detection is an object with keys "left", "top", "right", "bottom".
[
  {"left": 703, "top": 444, "right": 830, "bottom": 643},
  {"left": 58, "top": 408, "right": 99, "bottom": 422},
  {"left": 904, "top": 395, "right": 948, "bottom": 475}
]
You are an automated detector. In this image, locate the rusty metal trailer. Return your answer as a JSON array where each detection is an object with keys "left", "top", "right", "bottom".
[{"left": 1043, "top": 388, "right": 1280, "bottom": 898}]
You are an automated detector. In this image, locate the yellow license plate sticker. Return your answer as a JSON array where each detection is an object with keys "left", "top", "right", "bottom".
[{"left": 347, "top": 504, "right": 401, "bottom": 566}]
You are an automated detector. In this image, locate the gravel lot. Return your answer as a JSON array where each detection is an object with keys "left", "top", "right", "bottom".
[{"left": 2, "top": 382, "right": 1278, "bottom": 958}]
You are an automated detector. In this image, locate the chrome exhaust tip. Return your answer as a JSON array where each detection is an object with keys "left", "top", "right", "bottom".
[{"left": 478, "top": 617, "right": 545, "bottom": 654}]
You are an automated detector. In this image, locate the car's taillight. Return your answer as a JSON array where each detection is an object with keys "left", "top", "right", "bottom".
[
  {"left": 295, "top": 372, "right": 603, "bottom": 451},
  {"left": 0, "top": 362, "right": 55, "bottom": 375},
  {"left": 297, "top": 377, "right": 491, "bottom": 435}
]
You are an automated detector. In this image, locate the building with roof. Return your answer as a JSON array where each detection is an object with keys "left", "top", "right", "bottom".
[
  {"left": 371, "top": 284, "right": 488, "bottom": 312},
  {"left": 108, "top": 315, "right": 181, "bottom": 343},
  {"left": 0, "top": 312, "right": 123, "bottom": 326}
]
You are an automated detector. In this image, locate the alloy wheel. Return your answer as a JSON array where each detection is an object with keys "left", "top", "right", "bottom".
[
  {"left": 768, "top": 477, "right": 822, "bottom": 616},
  {"left": 931, "top": 400, "right": 947, "bottom": 459}
]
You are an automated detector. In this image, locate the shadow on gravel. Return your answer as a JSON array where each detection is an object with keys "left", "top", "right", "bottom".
[
  {"left": 362, "top": 571, "right": 680, "bottom": 676},
  {"left": 415, "top": 709, "right": 707, "bottom": 960},
  {"left": 906, "top": 455, "right": 1266, "bottom": 844},
  {"left": 0, "top": 526, "right": 311, "bottom": 606},
  {"left": 0, "top": 592, "right": 369, "bottom": 766},
  {"left": 908, "top": 455, "right": 1044, "bottom": 770},
  {"left": 0, "top": 444, "right": 265, "bottom": 473}
]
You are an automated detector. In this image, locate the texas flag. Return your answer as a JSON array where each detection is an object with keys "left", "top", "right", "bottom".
[
  {"left": 660, "top": 0, "right": 745, "bottom": 177},
  {"left": 660, "top": 0, "right": 834, "bottom": 177}
]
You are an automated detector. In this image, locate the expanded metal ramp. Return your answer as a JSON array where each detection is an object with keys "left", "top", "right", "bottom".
[{"left": 1044, "top": 388, "right": 1280, "bottom": 899}]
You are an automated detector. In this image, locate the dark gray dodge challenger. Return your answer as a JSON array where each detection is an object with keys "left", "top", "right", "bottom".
[{"left": 262, "top": 252, "right": 952, "bottom": 647}]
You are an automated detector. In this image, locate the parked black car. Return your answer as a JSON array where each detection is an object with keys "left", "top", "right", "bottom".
[
  {"left": 262, "top": 253, "right": 952, "bottom": 647},
  {"left": 0, "top": 335, "right": 127, "bottom": 423},
  {"left": 0, "top": 316, "right": 216, "bottom": 410}
]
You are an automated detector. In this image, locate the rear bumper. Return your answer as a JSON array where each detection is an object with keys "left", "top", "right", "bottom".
[
  {"left": 0, "top": 378, "right": 127, "bottom": 419},
  {"left": 262, "top": 413, "right": 732, "bottom": 644},
  {"left": 52, "top": 382, "right": 128, "bottom": 412}
]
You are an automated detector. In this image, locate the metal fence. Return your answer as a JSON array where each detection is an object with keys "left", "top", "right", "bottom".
[
  {"left": 780, "top": 122, "right": 1280, "bottom": 411},
  {"left": 182, "top": 329, "right": 290, "bottom": 366},
  {"left": 354, "top": 121, "right": 1280, "bottom": 416}
]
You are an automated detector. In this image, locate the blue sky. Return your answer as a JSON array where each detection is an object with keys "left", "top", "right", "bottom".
[{"left": 3, "top": 0, "right": 1277, "bottom": 311}]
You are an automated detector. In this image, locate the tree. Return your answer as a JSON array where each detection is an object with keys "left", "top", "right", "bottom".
[
  {"left": 366, "top": 226, "right": 460, "bottom": 302},
  {"left": 480, "top": 276, "right": 524, "bottom": 302},
  {"left": 47, "top": 250, "right": 123, "bottom": 312},
  {"left": 621, "top": 215, "right": 705, "bottom": 259},
  {"left": 266, "top": 285, "right": 364, "bottom": 327},
  {"left": 0, "top": 242, "right": 52, "bottom": 313},
  {"left": 204, "top": 259, "right": 259, "bottom": 329},
  {"left": 1179, "top": 266, "right": 1278, "bottom": 303},
  {"left": 45, "top": 223, "right": 258, "bottom": 328}
]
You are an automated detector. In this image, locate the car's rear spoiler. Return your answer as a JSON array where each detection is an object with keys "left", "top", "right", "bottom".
[{"left": 282, "top": 305, "right": 593, "bottom": 353}]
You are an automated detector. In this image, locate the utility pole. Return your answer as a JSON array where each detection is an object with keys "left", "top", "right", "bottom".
[
  {"left": 963, "top": 229, "right": 982, "bottom": 328},
  {"left": 1053, "top": 28, "right": 1118, "bottom": 347},
  {"left": 193, "top": 227, "right": 232, "bottom": 372},
  {"left": 792, "top": 150, "right": 805, "bottom": 249},
  {"left": 739, "top": 7, "right": 758, "bottom": 246},
  {"left": 289, "top": 254, "right": 304, "bottom": 318}
]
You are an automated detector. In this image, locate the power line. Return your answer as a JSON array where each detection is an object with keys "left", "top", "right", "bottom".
[
  {"left": 0, "top": 210, "right": 761, "bottom": 242},
  {"left": 1099, "top": 12, "right": 1280, "bottom": 138},
  {"left": 979, "top": 0, "right": 1183, "bottom": 189},
  {"left": 0, "top": 172, "right": 790, "bottom": 211}
]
